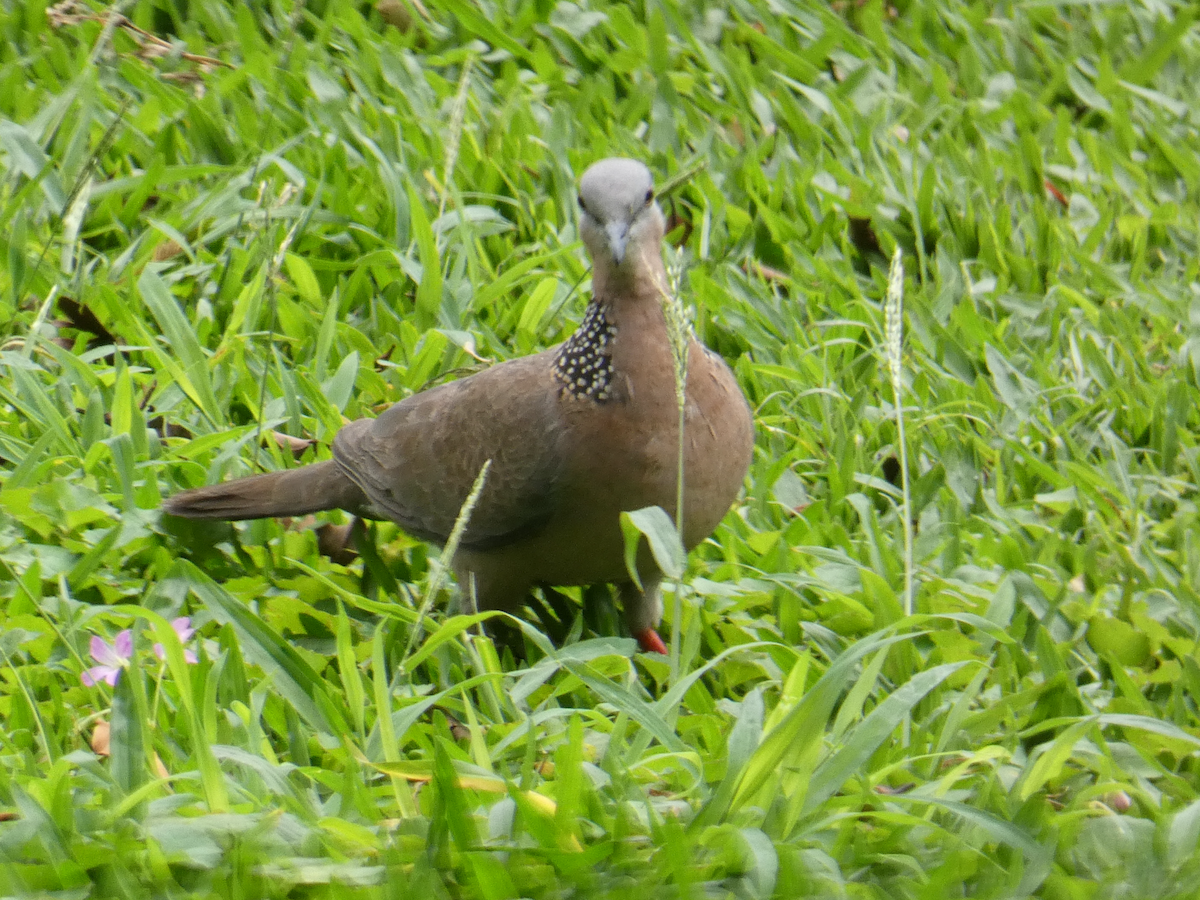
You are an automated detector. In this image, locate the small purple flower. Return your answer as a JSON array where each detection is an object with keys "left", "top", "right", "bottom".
[
  {"left": 153, "top": 617, "right": 199, "bottom": 664},
  {"left": 82, "top": 630, "right": 132, "bottom": 686}
]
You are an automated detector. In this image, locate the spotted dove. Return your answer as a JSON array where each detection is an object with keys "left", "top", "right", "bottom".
[{"left": 164, "top": 158, "right": 755, "bottom": 653}]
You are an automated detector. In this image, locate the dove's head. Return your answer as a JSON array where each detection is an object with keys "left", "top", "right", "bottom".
[{"left": 577, "top": 158, "right": 665, "bottom": 274}]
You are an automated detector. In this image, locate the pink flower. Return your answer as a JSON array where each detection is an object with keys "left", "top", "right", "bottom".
[
  {"left": 153, "top": 617, "right": 198, "bottom": 664},
  {"left": 82, "top": 619, "right": 199, "bottom": 686},
  {"left": 82, "top": 630, "right": 132, "bottom": 686}
]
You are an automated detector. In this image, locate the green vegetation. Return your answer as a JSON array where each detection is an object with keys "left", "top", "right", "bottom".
[{"left": 3, "top": 0, "right": 1200, "bottom": 895}]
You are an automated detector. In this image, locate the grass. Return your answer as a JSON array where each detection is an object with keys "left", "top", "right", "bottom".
[{"left": 3, "top": 0, "right": 1200, "bottom": 896}]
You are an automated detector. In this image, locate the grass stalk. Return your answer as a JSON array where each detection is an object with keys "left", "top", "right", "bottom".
[
  {"left": 658, "top": 249, "right": 692, "bottom": 687},
  {"left": 438, "top": 55, "right": 475, "bottom": 221},
  {"left": 400, "top": 460, "right": 491, "bottom": 670},
  {"left": 884, "top": 247, "right": 914, "bottom": 617}
]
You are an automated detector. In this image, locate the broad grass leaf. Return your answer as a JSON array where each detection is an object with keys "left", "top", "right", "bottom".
[
  {"left": 563, "top": 660, "right": 686, "bottom": 753},
  {"left": 284, "top": 251, "right": 321, "bottom": 305},
  {"left": 10, "top": 783, "right": 67, "bottom": 857},
  {"left": 508, "top": 636, "right": 637, "bottom": 707},
  {"left": 335, "top": 604, "right": 366, "bottom": 736},
  {"left": 0, "top": 118, "right": 66, "bottom": 208},
  {"left": 1087, "top": 617, "right": 1151, "bottom": 667},
  {"left": 738, "top": 827, "right": 779, "bottom": 898},
  {"left": 1167, "top": 799, "right": 1200, "bottom": 870},
  {"left": 516, "top": 277, "right": 558, "bottom": 338},
  {"left": 655, "top": 641, "right": 778, "bottom": 723},
  {"left": 171, "top": 560, "right": 345, "bottom": 736},
  {"left": 935, "top": 663, "right": 991, "bottom": 755},
  {"left": 66, "top": 525, "right": 121, "bottom": 594},
  {"left": 732, "top": 630, "right": 921, "bottom": 811},
  {"left": 804, "top": 661, "right": 971, "bottom": 815},
  {"left": 1093, "top": 714, "right": 1200, "bottom": 748},
  {"left": 728, "top": 687, "right": 764, "bottom": 776},
  {"left": 438, "top": 0, "right": 532, "bottom": 61},
  {"left": 363, "top": 671, "right": 494, "bottom": 760},
  {"left": 553, "top": 716, "right": 585, "bottom": 851},
  {"left": 135, "top": 269, "right": 222, "bottom": 427},
  {"left": 144, "top": 818, "right": 225, "bottom": 868},
  {"left": 470, "top": 247, "right": 576, "bottom": 311},
  {"left": 984, "top": 344, "right": 1036, "bottom": 420},
  {"left": 620, "top": 506, "right": 685, "bottom": 588},
  {"left": 9, "top": 365, "right": 78, "bottom": 458},
  {"left": 110, "top": 656, "right": 147, "bottom": 798},
  {"left": 314, "top": 285, "right": 339, "bottom": 381},
  {"left": 109, "top": 360, "right": 137, "bottom": 448},
  {"left": 433, "top": 740, "right": 479, "bottom": 851},
  {"left": 210, "top": 745, "right": 300, "bottom": 800},
  {"left": 323, "top": 350, "right": 359, "bottom": 412},
  {"left": 891, "top": 795, "right": 1045, "bottom": 859},
  {"left": 6, "top": 207, "right": 26, "bottom": 307},
  {"left": 911, "top": 612, "right": 1015, "bottom": 646},
  {"left": 102, "top": 433, "right": 136, "bottom": 511},
  {"left": 1017, "top": 719, "right": 1091, "bottom": 801},
  {"left": 406, "top": 183, "right": 442, "bottom": 328},
  {"left": 403, "top": 612, "right": 498, "bottom": 672},
  {"left": 466, "top": 853, "right": 521, "bottom": 896},
  {"left": 828, "top": 646, "right": 888, "bottom": 744},
  {"left": 693, "top": 686, "right": 764, "bottom": 830}
]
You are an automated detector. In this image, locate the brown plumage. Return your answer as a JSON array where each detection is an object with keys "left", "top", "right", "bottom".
[{"left": 164, "top": 158, "right": 755, "bottom": 653}]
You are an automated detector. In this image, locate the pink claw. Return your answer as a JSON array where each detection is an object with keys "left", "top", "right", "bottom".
[{"left": 636, "top": 628, "right": 668, "bottom": 655}]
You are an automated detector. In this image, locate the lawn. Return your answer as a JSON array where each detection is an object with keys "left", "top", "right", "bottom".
[{"left": 3, "top": 0, "right": 1200, "bottom": 896}]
